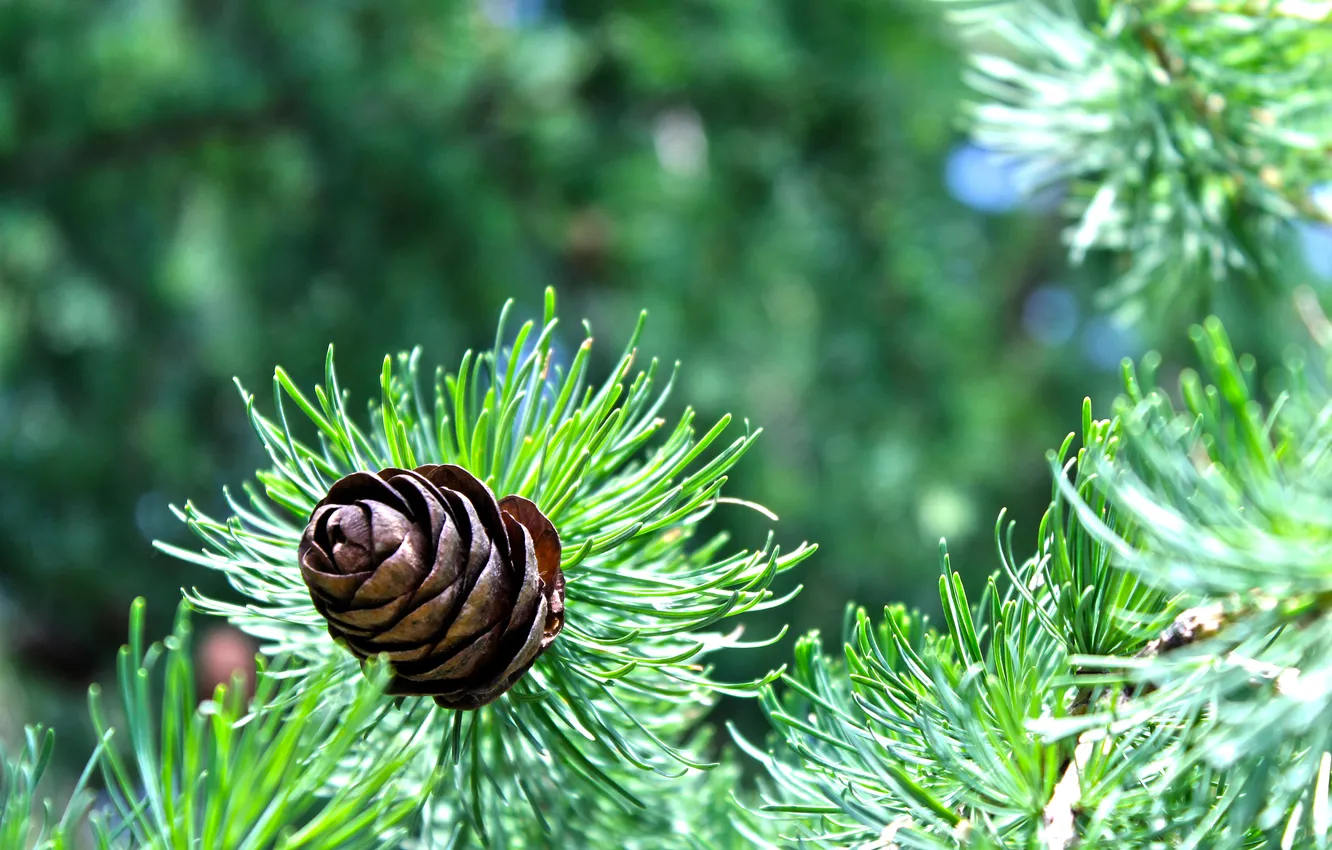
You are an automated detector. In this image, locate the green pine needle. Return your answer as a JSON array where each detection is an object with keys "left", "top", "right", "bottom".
[
  {"left": 741, "top": 400, "right": 1199, "bottom": 847},
  {"left": 1046, "top": 317, "right": 1332, "bottom": 845},
  {"left": 939, "top": 0, "right": 1332, "bottom": 316},
  {"left": 156, "top": 288, "right": 814, "bottom": 841},
  {"left": 0, "top": 600, "right": 424, "bottom": 850},
  {"left": 739, "top": 540, "right": 1073, "bottom": 846},
  {"left": 746, "top": 314, "right": 1332, "bottom": 847}
]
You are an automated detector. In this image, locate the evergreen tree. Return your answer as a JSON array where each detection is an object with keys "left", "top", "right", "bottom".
[{"left": 3, "top": 0, "right": 1332, "bottom": 848}]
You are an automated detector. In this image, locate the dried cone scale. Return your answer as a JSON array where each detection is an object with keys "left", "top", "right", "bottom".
[{"left": 297, "top": 464, "right": 565, "bottom": 709}]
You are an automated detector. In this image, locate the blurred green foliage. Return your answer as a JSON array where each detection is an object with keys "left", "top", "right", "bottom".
[{"left": 3, "top": 0, "right": 1278, "bottom": 765}]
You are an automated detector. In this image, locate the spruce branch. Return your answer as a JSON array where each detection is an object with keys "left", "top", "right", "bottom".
[
  {"left": 1042, "top": 595, "right": 1312, "bottom": 848},
  {"left": 1040, "top": 602, "right": 1229, "bottom": 850},
  {"left": 156, "top": 288, "right": 814, "bottom": 843}
]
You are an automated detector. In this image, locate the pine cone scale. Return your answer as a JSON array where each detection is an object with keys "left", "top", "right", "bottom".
[
  {"left": 408, "top": 522, "right": 464, "bottom": 604},
  {"left": 348, "top": 532, "right": 428, "bottom": 607},
  {"left": 502, "top": 602, "right": 549, "bottom": 675},
  {"left": 497, "top": 495, "right": 564, "bottom": 640},
  {"left": 324, "top": 506, "right": 376, "bottom": 573},
  {"left": 501, "top": 521, "right": 542, "bottom": 632},
  {"left": 384, "top": 474, "right": 446, "bottom": 542},
  {"left": 365, "top": 502, "right": 415, "bottom": 559},
  {"left": 410, "top": 623, "right": 508, "bottom": 681},
  {"left": 323, "top": 472, "right": 411, "bottom": 519},
  {"left": 419, "top": 464, "right": 510, "bottom": 553},
  {"left": 298, "top": 464, "right": 565, "bottom": 709},
  {"left": 447, "top": 550, "right": 514, "bottom": 638},
  {"left": 400, "top": 522, "right": 540, "bottom": 678},
  {"left": 329, "top": 595, "right": 414, "bottom": 633},
  {"left": 360, "top": 585, "right": 462, "bottom": 647},
  {"left": 299, "top": 549, "right": 365, "bottom": 606}
]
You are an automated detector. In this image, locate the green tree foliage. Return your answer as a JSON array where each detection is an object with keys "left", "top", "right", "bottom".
[
  {"left": 6, "top": 0, "right": 1332, "bottom": 848},
  {"left": 943, "top": 0, "right": 1332, "bottom": 316},
  {"left": 163, "top": 293, "right": 812, "bottom": 845},
  {"left": 3, "top": 601, "right": 433, "bottom": 850},
  {"left": 0, "top": 0, "right": 1094, "bottom": 753},
  {"left": 3, "top": 294, "right": 811, "bottom": 848},
  {"left": 748, "top": 313, "right": 1332, "bottom": 847}
]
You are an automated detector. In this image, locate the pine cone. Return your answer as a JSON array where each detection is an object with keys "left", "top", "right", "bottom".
[{"left": 297, "top": 464, "right": 565, "bottom": 709}]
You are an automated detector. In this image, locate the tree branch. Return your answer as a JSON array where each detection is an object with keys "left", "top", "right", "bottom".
[{"left": 1044, "top": 602, "right": 1249, "bottom": 848}]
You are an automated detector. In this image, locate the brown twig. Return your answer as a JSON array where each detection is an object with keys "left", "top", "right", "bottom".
[
  {"left": 1139, "top": 603, "right": 1227, "bottom": 658},
  {"left": 1044, "top": 737, "right": 1097, "bottom": 850},
  {"left": 1041, "top": 603, "right": 1229, "bottom": 848}
]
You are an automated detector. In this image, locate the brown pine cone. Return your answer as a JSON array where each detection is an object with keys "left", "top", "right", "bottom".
[{"left": 297, "top": 464, "right": 565, "bottom": 709}]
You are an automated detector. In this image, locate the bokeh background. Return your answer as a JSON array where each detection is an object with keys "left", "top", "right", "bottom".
[{"left": 2, "top": 0, "right": 1328, "bottom": 779}]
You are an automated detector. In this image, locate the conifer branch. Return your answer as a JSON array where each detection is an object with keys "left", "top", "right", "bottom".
[
  {"left": 155, "top": 289, "right": 813, "bottom": 844},
  {"left": 746, "top": 309, "right": 1332, "bottom": 847},
  {"left": 937, "top": 0, "right": 1332, "bottom": 313}
]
